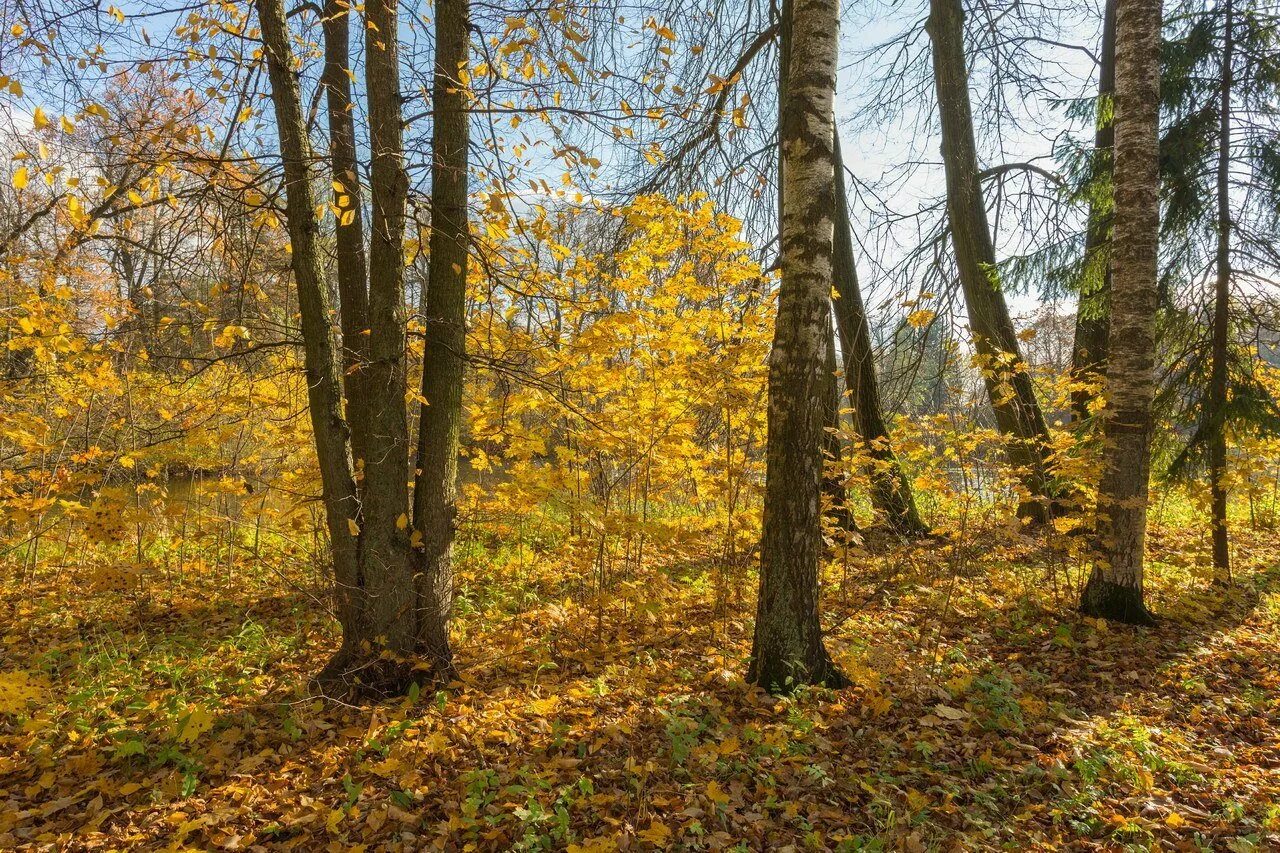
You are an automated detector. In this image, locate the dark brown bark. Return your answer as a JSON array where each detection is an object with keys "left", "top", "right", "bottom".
[
  {"left": 926, "top": 0, "right": 1058, "bottom": 524},
  {"left": 1080, "top": 0, "right": 1162, "bottom": 626},
  {"left": 254, "top": 0, "right": 365, "bottom": 665},
  {"left": 748, "top": 0, "right": 847, "bottom": 693},
  {"left": 821, "top": 320, "right": 856, "bottom": 534},
  {"left": 353, "top": 0, "right": 418, "bottom": 682},
  {"left": 1207, "top": 0, "right": 1233, "bottom": 581},
  {"left": 1071, "top": 0, "right": 1118, "bottom": 424},
  {"left": 831, "top": 134, "right": 927, "bottom": 537},
  {"left": 412, "top": 0, "right": 470, "bottom": 675},
  {"left": 322, "top": 0, "right": 371, "bottom": 468}
]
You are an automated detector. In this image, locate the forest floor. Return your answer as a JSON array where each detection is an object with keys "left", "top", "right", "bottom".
[{"left": 2, "top": 518, "right": 1280, "bottom": 851}]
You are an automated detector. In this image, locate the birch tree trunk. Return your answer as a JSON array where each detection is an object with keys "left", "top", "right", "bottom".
[
  {"left": 926, "top": 0, "right": 1058, "bottom": 523},
  {"left": 1071, "top": 0, "right": 1118, "bottom": 424},
  {"left": 748, "top": 0, "right": 847, "bottom": 693},
  {"left": 831, "top": 134, "right": 926, "bottom": 537},
  {"left": 1080, "top": 0, "right": 1162, "bottom": 625},
  {"left": 412, "top": 0, "right": 471, "bottom": 676}
]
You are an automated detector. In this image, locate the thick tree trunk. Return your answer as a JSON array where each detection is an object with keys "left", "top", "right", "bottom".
[
  {"left": 1207, "top": 0, "right": 1233, "bottom": 582},
  {"left": 748, "top": 0, "right": 847, "bottom": 693},
  {"left": 346, "top": 0, "right": 419, "bottom": 690},
  {"left": 1080, "top": 0, "right": 1162, "bottom": 626},
  {"left": 926, "top": 0, "right": 1058, "bottom": 524},
  {"left": 254, "top": 0, "right": 365, "bottom": 669},
  {"left": 1071, "top": 0, "right": 1118, "bottom": 423},
  {"left": 412, "top": 0, "right": 470, "bottom": 676},
  {"left": 831, "top": 134, "right": 927, "bottom": 537},
  {"left": 322, "top": 0, "right": 371, "bottom": 468}
]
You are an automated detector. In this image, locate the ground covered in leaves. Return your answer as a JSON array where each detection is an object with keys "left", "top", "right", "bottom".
[{"left": 3, "top": 521, "right": 1280, "bottom": 851}]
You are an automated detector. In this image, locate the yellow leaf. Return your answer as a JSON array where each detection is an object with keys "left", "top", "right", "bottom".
[
  {"left": 396, "top": 513, "right": 408, "bottom": 530},
  {"left": 705, "top": 780, "right": 730, "bottom": 805},
  {"left": 60, "top": 114, "right": 75, "bottom": 133},
  {"left": 907, "top": 309, "right": 936, "bottom": 329},
  {"left": 32, "top": 107, "right": 49, "bottom": 130},
  {"left": 12, "top": 167, "right": 29, "bottom": 190},
  {"left": 175, "top": 705, "right": 214, "bottom": 743},
  {"left": 10, "top": 24, "right": 22, "bottom": 37},
  {"left": 637, "top": 819, "right": 670, "bottom": 844},
  {"left": 347, "top": 518, "right": 361, "bottom": 537},
  {"left": 0, "top": 671, "right": 47, "bottom": 715}
]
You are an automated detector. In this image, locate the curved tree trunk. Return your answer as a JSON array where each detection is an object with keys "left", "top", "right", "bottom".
[
  {"left": 831, "top": 134, "right": 927, "bottom": 537},
  {"left": 926, "top": 0, "right": 1058, "bottom": 524},
  {"left": 748, "top": 0, "right": 846, "bottom": 693},
  {"left": 1207, "top": 0, "right": 1234, "bottom": 582},
  {"left": 412, "top": 0, "right": 471, "bottom": 677},
  {"left": 1080, "top": 0, "right": 1162, "bottom": 625},
  {"left": 1071, "top": 0, "right": 1118, "bottom": 424}
]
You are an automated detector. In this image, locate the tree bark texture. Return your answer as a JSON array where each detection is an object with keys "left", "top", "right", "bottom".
[
  {"left": 748, "top": 0, "right": 847, "bottom": 693},
  {"left": 412, "top": 0, "right": 471, "bottom": 675},
  {"left": 1080, "top": 0, "right": 1162, "bottom": 625}
]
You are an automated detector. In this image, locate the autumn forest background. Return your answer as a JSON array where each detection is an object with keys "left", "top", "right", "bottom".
[{"left": 3, "top": 0, "right": 1280, "bottom": 848}]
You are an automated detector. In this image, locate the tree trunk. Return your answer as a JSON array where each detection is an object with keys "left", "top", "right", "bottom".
[
  {"left": 821, "top": 319, "right": 855, "bottom": 534},
  {"left": 1080, "top": 0, "right": 1162, "bottom": 625},
  {"left": 831, "top": 134, "right": 927, "bottom": 537},
  {"left": 254, "top": 0, "right": 365, "bottom": 670},
  {"left": 1207, "top": 0, "right": 1233, "bottom": 582},
  {"left": 322, "top": 0, "right": 371, "bottom": 468},
  {"left": 1071, "top": 0, "right": 1118, "bottom": 423},
  {"left": 412, "top": 0, "right": 470, "bottom": 676},
  {"left": 351, "top": 0, "right": 418, "bottom": 686},
  {"left": 926, "top": 0, "right": 1058, "bottom": 523},
  {"left": 748, "top": 0, "right": 847, "bottom": 693}
]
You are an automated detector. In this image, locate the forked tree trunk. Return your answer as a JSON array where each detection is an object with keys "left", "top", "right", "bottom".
[
  {"left": 831, "top": 134, "right": 927, "bottom": 537},
  {"left": 254, "top": 0, "right": 364, "bottom": 666},
  {"left": 1207, "top": 0, "right": 1234, "bottom": 582},
  {"left": 1080, "top": 0, "right": 1162, "bottom": 625},
  {"left": 748, "top": 0, "right": 847, "bottom": 693},
  {"left": 260, "top": 0, "right": 421, "bottom": 695},
  {"left": 1070, "top": 0, "right": 1118, "bottom": 423},
  {"left": 926, "top": 0, "right": 1058, "bottom": 523},
  {"left": 412, "top": 0, "right": 471, "bottom": 676}
]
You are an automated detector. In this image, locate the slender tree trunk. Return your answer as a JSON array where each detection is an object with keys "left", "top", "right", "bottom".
[
  {"left": 821, "top": 320, "right": 855, "bottom": 533},
  {"left": 322, "top": 0, "right": 371, "bottom": 468},
  {"left": 1071, "top": 0, "right": 1118, "bottom": 423},
  {"left": 926, "top": 0, "right": 1058, "bottom": 523},
  {"left": 412, "top": 0, "right": 470, "bottom": 676},
  {"left": 1080, "top": 0, "right": 1162, "bottom": 625},
  {"left": 255, "top": 0, "right": 365, "bottom": 668},
  {"left": 831, "top": 134, "right": 927, "bottom": 536},
  {"left": 749, "top": 0, "right": 847, "bottom": 693},
  {"left": 1207, "top": 0, "right": 1234, "bottom": 582}
]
